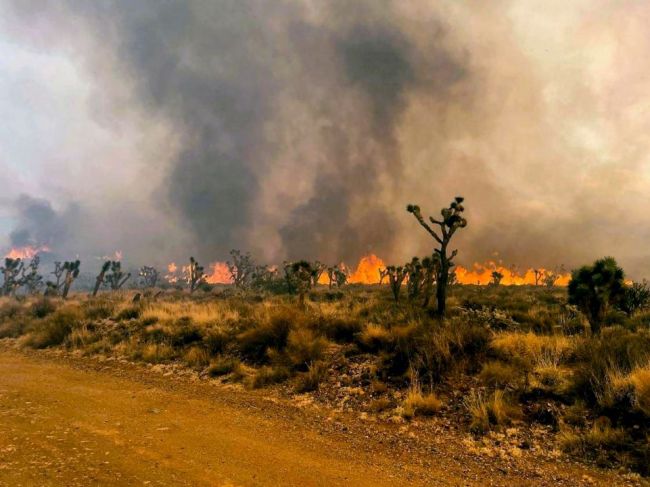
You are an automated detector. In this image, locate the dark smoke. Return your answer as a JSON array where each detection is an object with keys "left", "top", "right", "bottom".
[{"left": 3, "top": 1, "right": 648, "bottom": 278}]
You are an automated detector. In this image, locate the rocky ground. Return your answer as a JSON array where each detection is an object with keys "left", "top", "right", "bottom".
[{"left": 0, "top": 340, "right": 645, "bottom": 486}]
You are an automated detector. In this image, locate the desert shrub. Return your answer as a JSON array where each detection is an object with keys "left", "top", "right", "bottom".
[
  {"left": 168, "top": 317, "right": 203, "bottom": 346},
  {"left": 563, "top": 401, "right": 588, "bottom": 427},
  {"left": 246, "top": 365, "right": 291, "bottom": 389},
  {"left": 356, "top": 324, "right": 394, "bottom": 352},
  {"left": 29, "top": 298, "right": 56, "bottom": 319},
  {"left": 285, "top": 328, "right": 328, "bottom": 370},
  {"left": 183, "top": 346, "right": 210, "bottom": 368},
  {"left": 236, "top": 307, "right": 296, "bottom": 362},
  {"left": 203, "top": 327, "right": 233, "bottom": 355},
  {"left": 139, "top": 343, "right": 176, "bottom": 363},
  {"left": 115, "top": 305, "right": 141, "bottom": 321},
  {"left": 320, "top": 317, "right": 363, "bottom": 343},
  {"left": 560, "top": 417, "right": 628, "bottom": 456},
  {"left": 572, "top": 327, "right": 650, "bottom": 405},
  {"left": 67, "top": 325, "right": 98, "bottom": 349},
  {"left": 83, "top": 301, "right": 115, "bottom": 320},
  {"left": 294, "top": 361, "right": 328, "bottom": 393},
  {"left": 368, "top": 397, "right": 392, "bottom": 413},
  {"left": 629, "top": 364, "right": 650, "bottom": 416},
  {"left": 24, "top": 306, "right": 83, "bottom": 349},
  {"left": 479, "top": 361, "right": 521, "bottom": 389},
  {"left": 464, "top": 389, "right": 520, "bottom": 434},
  {"left": 207, "top": 356, "right": 240, "bottom": 377}
]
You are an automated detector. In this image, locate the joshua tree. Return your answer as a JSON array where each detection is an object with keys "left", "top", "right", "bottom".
[
  {"left": 533, "top": 269, "right": 543, "bottom": 286},
  {"left": 61, "top": 260, "right": 81, "bottom": 299},
  {"left": 407, "top": 196, "right": 467, "bottom": 317},
  {"left": 568, "top": 257, "right": 625, "bottom": 335},
  {"left": 139, "top": 266, "right": 159, "bottom": 288},
  {"left": 326, "top": 265, "right": 347, "bottom": 289},
  {"left": 227, "top": 249, "right": 255, "bottom": 289},
  {"left": 378, "top": 267, "right": 389, "bottom": 285},
  {"left": 490, "top": 271, "right": 504, "bottom": 286},
  {"left": 311, "top": 261, "right": 327, "bottom": 286},
  {"left": 405, "top": 257, "right": 424, "bottom": 301},
  {"left": 543, "top": 271, "right": 559, "bottom": 288},
  {"left": 18, "top": 256, "right": 43, "bottom": 295},
  {"left": 92, "top": 261, "right": 111, "bottom": 296},
  {"left": 51, "top": 262, "right": 65, "bottom": 289},
  {"left": 187, "top": 257, "right": 206, "bottom": 293},
  {"left": 105, "top": 261, "right": 131, "bottom": 291},
  {"left": 251, "top": 264, "right": 277, "bottom": 289},
  {"left": 284, "top": 260, "right": 314, "bottom": 305},
  {"left": 1, "top": 258, "right": 24, "bottom": 296},
  {"left": 386, "top": 265, "right": 408, "bottom": 303}
]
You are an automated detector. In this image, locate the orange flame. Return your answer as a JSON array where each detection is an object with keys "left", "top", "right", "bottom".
[
  {"left": 349, "top": 254, "right": 386, "bottom": 284},
  {"left": 205, "top": 262, "right": 232, "bottom": 284},
  {"left": 5, "top": 245, "right": 50, "bottom": 260},
  {"left": 454, "top": 261, "right": 570, "bottom": 286}
]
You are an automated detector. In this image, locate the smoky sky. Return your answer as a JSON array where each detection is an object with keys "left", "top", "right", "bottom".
[{"left": 1, "top": 0, "right": 650, "bottom": 278}]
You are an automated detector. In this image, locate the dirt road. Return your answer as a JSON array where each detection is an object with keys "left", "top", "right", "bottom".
[{"left": 0, "top": 348, "right": 641, "bottom": 486}]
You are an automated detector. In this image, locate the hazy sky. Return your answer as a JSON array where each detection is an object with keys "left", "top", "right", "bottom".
[{"left": 1, "top": 1, "right": 649, "bottom": 277}]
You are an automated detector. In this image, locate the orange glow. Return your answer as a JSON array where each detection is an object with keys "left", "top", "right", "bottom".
[
  {"left": 348, "top": 254, "right": 386, "bottom": 284},
  {"left": 454, "top": 261, "right": 570, "bottom": 286},
  {"left": 5, "top": 245, "right": 50, "bottom": 260},
  {"left": 205, "top": 261, "right": 232, "bottom": 284}
]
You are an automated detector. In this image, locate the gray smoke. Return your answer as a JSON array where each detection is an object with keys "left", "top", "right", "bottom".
[{"left": 2, "top": 1, "right": 649, "bottom": 278}]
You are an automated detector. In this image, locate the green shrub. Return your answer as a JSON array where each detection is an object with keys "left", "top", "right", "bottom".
[{"left": 30, "top": 298, "right": 56, "bottom": 319}]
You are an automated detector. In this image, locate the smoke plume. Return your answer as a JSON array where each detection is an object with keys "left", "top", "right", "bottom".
[{"left": 1, "top": 1, "right": 649, "bottom": 278}]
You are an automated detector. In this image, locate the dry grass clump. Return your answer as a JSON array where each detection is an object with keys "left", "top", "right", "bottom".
[
  {"left": 294, "top": 361, "right": 328, "bottom": 393},
  {"left": 246, "top": 365, "right": 291, "bottom": 389},
  {"left": 183, "top": 346, "right": 210, "bottom": 368},
  {"left": 285, "top": 328, "right": 328, "bottom": 370},
  {"left": 491, "top": 332, "right": 573, "bottom": 367},
  {"left": 139, "top": 343, "right": 176, "bottom": 363},
  {"left": 479, "top": 361, "right": 521, "bottom": 389},
  {"left": 464, "top": 389, "right": 520, "bottom": 434},
  {"left": 207, "top": 356, "right": 241, "bottom": 377},
  {"left": 356, "top": 324, "right": 393, "bottom": 352},
  {"left": 559, "top": 418, "right": 628, "bottom": 457},
  {"left": 368, "top": 397, "right": 392, "bottom": 413},
  {"left": 23, "top": 305, "right": 83, "bottom": 349},
  {"left": 629, "top": 364, "right": 650, "bottom": 416},
  {"left": 236, "top": 307, "right": 297, "bottom": 362},
  {"left": 401, "top": 387, "right": 442, "bottom": 418}
]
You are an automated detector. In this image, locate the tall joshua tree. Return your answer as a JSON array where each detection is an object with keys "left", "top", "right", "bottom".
[
  {"left": 386, "top": 265, "right": 408, "bottom": 303},
  {"left": 187, "top": 257, "right": 206, "bottom": 293},
  {"left": 19, "top": 256, "right": 43, "bottom": 295},
  {"left": 1, "top": 258, "right": 24, "bottom": 296},
  {"left": 61, "top": 260, "right": 81, "bottom": 299},
  {"left": 105, "top": 261, "right": 131, "bottom": 291},
  {"left": 139, "top": 266, "right": 159, "bottom": 288},
  {"left": 491, "top": 271, "right": 504, "bottom": 286},
  {"left": 407, "top": 196, "right": 467, "bottom": 317},
  {"left": 93, "top": 261, "right": 111, "bottom": 296},
  {"left": 227, "top": 249, "right": 255, "bottom": 289}
]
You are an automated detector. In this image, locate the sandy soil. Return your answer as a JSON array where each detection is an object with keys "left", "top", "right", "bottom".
[{"left": 0, "top": 346, "right": 644, "bottom": 486}]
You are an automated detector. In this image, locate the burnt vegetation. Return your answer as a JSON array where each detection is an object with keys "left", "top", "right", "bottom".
[{"left": 2, "top": 197, "right": 650, "bottom": 475}]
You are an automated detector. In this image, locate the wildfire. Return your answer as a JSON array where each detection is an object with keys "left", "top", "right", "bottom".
[
  {"left": 454, "top": 261, "right": 571, "bottom": 286},
  {"left": 205, "top": 262, "right": 232, "bottom": 284},
  {"left": 4, "top": 245, "right": 50, "bottom": 260},
  {"left": 348, "top": 254, "right": 386, "bottom": 284}
]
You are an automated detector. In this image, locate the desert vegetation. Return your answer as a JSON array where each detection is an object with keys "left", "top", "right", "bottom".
[{"left": 1, "top": 198, "right": 650, "bottom": 477}]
